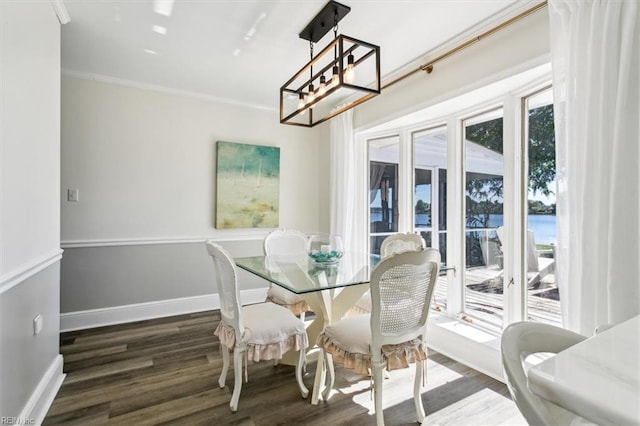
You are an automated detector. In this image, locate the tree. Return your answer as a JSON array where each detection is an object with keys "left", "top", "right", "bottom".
[
  {"left": 465, "top": 117, "right": 504, "bottom": 227},
  {"left": 528, "top": 104, "right": 556, "bottom": 197},
  {"left": 464, "top": 105, "right": 556, "bottom": 224},
  {"left": 415, "top": 199, "right": 429, "bottom": 213}
]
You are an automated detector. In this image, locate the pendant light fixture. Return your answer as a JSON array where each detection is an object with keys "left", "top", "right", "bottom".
[{"left": 279, "top": 1, "right": 381, "bottom": 127}]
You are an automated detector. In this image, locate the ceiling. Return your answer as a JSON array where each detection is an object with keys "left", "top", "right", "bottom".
[{"left": 61, "top": 0, "right": 533, "bottom": 111}]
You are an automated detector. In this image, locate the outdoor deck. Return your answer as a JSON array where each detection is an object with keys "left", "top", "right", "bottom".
[{"left": 433, "top": 266, "right": 562, "bottom": 328}]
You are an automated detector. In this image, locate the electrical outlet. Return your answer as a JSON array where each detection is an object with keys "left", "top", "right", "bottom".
[{"left": 33, "top": 314, "right": 43, "bottom": 335}]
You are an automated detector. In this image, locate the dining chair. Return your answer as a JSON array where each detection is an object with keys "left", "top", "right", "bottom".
[
  {"left": 501, "top": 321, "right": 588, "bottom": 425},
  {"left": 205, "top": 241, "right": 309, "bottom": 412},
  {"left": 350, "top": 232, "right": 426, "bottom": 316},
  {"left": 380, "top": 232, "right": 427, "bottom": 257},
  {"left": 317, "top": 248, "right": 441, "bottom": 426},
  {"left": 263, "top": 229, "right": 312, "bottom": 320}
]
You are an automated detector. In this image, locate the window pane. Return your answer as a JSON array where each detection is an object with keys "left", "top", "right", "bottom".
[
  {"left": 414, "top": 168, "right": 432, "bottom": 229},
  {"left": 369, "top": 136, "right": 399, "bottom": 256},
  {"left": 463, "top": 110, "right": 504, "bottom": 328},
  {"left": 413, "top": 126, "right": 447, "bottom": 309},
  {"left": 525, "top": 89, "right": 560, "bottom": 325}
]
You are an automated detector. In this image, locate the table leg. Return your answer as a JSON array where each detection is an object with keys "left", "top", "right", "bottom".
[
  {"left": 273, "top": 264, "right": 370, "bottom": 402},
  {"left": 311, "top": 348, "right": 326, "bottom": 405}
]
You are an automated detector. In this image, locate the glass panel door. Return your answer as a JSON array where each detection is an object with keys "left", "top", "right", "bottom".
[
  {"left": 413, "top": 126, "right": 448, "bottom": 310},
  {"left": 414, "top": 167, "right": 433, "bottom": 241},
  {"left": 525, "top": 88, "right": 560, "bottom": 325},
  {"left": 369, "top": 136, "right": 400, "bottom": 256},
  {"left": 463, "top": 109, "right": 504, "bottom": 328}
]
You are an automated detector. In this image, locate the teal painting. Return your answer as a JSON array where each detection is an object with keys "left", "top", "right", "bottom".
[{"left": 215, "top": 141, "right": 280, "bottom": 229}]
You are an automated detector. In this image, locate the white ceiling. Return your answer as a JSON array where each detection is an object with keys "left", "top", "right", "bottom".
[{"left": 61, "top": 0, "right": 533, "bottom": 111}]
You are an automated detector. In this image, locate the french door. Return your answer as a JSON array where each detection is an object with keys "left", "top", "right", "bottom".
[{"left": 365, "top": 86, "right": 560, "bottom": 330}]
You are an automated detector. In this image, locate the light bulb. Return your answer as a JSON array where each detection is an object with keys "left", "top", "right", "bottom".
[
  {"left": 344, "top": 54, "right": 355, "bottom": 83},
  {"left": 297, "top": 92, "right": 306, "bottom": 114},
  {"left": 318, "top": 75, "right": 327, "bottom": 97},
  {"left": 331, "top": 65, "right": 339, "bottom": 86},
  {"left": 307, "top": 84, "right": 315, "bottom": 103}
]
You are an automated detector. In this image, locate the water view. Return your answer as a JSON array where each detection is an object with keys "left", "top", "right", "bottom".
[
  {"left": 373, "top": 212, "right": 557, "bottom": 245},
  {"left": 487, "top": 214, "right": 556, "bottom": 245}
]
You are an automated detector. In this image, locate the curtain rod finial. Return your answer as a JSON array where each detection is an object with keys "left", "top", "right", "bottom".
[{"left": 421, "top": 64, "right": 434, "bottom": 74}]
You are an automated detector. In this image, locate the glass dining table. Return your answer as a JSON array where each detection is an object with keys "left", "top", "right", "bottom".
[
  {"left": 235, "top": 251, "right": 375, "bottom": 404},
  {"left": 235, "top": 252, "right": 375, "bottom": 342}
]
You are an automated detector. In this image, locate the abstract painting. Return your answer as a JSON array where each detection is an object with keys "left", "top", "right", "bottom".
[{"left": 215, "top": 141, "right": 280, "bottom": 228}]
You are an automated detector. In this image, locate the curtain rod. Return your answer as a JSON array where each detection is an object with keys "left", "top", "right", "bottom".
[{"left": 382, "top": 1, "right": 548, "bottom": 90}]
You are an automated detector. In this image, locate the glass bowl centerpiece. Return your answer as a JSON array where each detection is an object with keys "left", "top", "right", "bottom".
[{"left": 307, "top": 234, "right": 344, "bottom": 265}]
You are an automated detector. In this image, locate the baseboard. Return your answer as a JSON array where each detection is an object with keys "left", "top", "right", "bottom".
[
  {"left": 18, "top": 354, "right": 65, "bottom": 426},
  {"left": 60, "top": 289, "right": 268, "bottom": 332}
]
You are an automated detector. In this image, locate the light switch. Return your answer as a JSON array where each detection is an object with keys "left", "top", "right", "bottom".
[
  {"left": 67, "top": 188, "right": 79, "bottom": 202},
  {"left": 33, "top": 314, "right": 43, "bottom": 335}
]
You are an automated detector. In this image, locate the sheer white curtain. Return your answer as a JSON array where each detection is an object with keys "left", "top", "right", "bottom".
[
  {"left": 549, "top": 0, "right": 640, "bottom": 335},
  {"left": 329, "top": 110, "right": 367, "bottom": 256}
]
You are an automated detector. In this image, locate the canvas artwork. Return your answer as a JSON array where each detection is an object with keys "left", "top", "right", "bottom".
[{"left": 215, "top": 141, "right": 280, "bottom": 229}]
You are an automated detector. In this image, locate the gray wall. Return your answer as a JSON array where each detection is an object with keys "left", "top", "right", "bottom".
[
  {"left": 0, "top": 1, "right": 63, "bottom": 419},
  {"left": 60, "top": 239, "right": 266, "bottom": 313},
  {"left": 1, "top": 266, "right": 61, "bottom": 417}
]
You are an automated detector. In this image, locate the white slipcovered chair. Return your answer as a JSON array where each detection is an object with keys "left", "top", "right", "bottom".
[
  {"left": 380, "top": 232, "right": 427, "bottom": 257},
  {"left": 317, "top": 248, "right": 441, "bottom": 426},
  {"left": 350, "top": 232, "right": 427, "bottom": 316},
  {"left": 263, "top": 229, "right": 312, "bottom": 320},
  {"left": 501, "top": 321, "right": 588, "bottom": 425},
  {"left": 206, "top": 241, "right": 309, "bottom": 412}
]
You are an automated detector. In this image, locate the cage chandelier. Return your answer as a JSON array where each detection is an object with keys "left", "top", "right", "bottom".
[{"left": 279, "top": 1, "right": 381, "bottom": 127}]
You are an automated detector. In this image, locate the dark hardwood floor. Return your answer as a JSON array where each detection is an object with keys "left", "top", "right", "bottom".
[{"left": 43, "top": 310, "right": 526, "bottom": 425}]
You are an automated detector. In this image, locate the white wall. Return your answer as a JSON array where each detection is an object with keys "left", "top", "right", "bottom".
[
  {"left": 60, "top": 76, "right": 328, "bottom": 323},
  {"left": 353, "top": 8, "right": 551, "bottom": 131},
  {"left": 61, "top": 77, "right": 324, "bottom": 242},
  {"left": 1, "top": 1, "right": 64, "bottom": 421}
]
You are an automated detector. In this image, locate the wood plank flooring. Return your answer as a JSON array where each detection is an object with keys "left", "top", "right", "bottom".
[{"left": 44, "top": 310, "right": 526, "bottom": 425}]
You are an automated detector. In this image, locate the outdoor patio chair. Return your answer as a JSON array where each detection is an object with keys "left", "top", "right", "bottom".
[
  {"left": 206, "top": 241, "right": 309, "bottom": 412},
  {"left": 317, "top": 249, "right": 441, "bottom": 426},
  {"left": 496, "top": 226, "right": 555, "bottom": 288}
]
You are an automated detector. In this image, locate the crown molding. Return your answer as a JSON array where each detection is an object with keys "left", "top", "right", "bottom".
[
  {"left": 61, "top": 69, "right": 277, "bottom": 112},
  {"left": 50, "top": 0, "right": 70, "bottom": 25}
]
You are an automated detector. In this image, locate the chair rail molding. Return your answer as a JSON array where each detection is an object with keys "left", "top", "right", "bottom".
[
  {"left": 0, "top": 249, "right": 63, "bottom": 295},
  {"left": 60, "top": 235, "right": 267, "bottom": 248}
]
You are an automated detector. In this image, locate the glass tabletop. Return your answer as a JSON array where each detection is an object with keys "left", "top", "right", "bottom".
[{"left": 235, "top": 252, "right": 374, "bottom": 295}]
